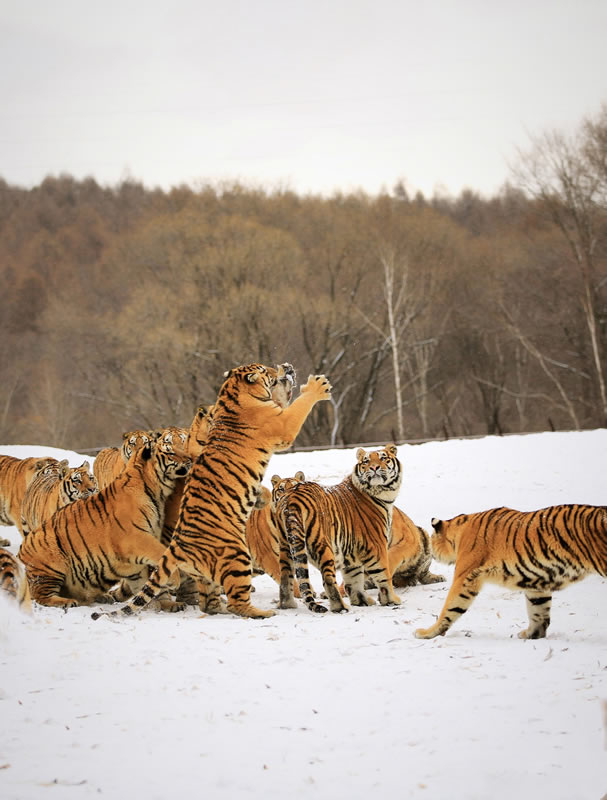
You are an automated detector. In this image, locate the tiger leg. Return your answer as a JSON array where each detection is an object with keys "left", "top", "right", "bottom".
[
  {"left": 278, "top": 532, "right": 298, "bottom": 609},
  {"left": 414, "top": 570, "right": 483, "bottom": 639},
  {"left": 222, "top": 560, "right": 276, "bottom": 619},
  {"left": 175, "top": 573, "right": 200, "bottom": 606},
  {"left": 316, "top": 545, "right": 347, "bottom": 613},
  {"left": 343, "top": 558, "right": 374, "bottom": 607},
  {"left": 520, "top": 591, "right": 552, "bottom": 639},
  {"left": 197, "top": 579, "right": 228, "bottom": 614}
]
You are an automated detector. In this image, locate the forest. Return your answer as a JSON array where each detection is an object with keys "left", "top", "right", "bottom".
[{"left": 1, "top": 105, "right": 606, "bottom": 453}]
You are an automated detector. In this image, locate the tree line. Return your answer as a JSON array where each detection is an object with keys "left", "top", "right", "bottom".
[{"left": 1, "top": 104, "right": 606, "bottom": 452}]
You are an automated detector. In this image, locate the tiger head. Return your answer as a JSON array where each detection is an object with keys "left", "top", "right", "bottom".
[
  {"left": 143, "top": 442, "right": 192, "bottom": 481},
  {"left": 121, "top": 429, "right": 153, "bottom": 461},
  {"left": 352, "top": 445, "right": 402, "bottom": 500},
  {"left": 429, "top": 515, "right": 469, "bottom": 564},
  {"left": 36, "top": 458, "right": 70, "bottom": 479},
  {"left": 221, "top": 363, "right": 291, "bottom": 407},
  {"left": 270, "top": 471, "right": 306, "bottom": 507},
  {"left": 65, "top": 461, "right": 98, "bottom": 500},
  {"left": 155, "top": 426, "right": 189, "bottom": 454}
]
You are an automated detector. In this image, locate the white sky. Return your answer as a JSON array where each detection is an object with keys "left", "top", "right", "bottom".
[{"left": 1, "top": 0, "right": 606, "bottom": 198}]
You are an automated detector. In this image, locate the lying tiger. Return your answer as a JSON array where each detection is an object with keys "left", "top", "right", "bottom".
[
  {"left": 93, "top": 362, "right": 330, "bottom": 620},
  {"left": 415, "top": 504, "right": 607, "bottom": 639},
  {"left": 0, "top": 454, "right": 61, "bottom": 544},
  {"left": 272, "top": 445, "right": 402, "bottom": 613},
  {"left": 0, "top": 547, "right": 31, "bottom": 612},
  {"left": 19, "top": 442, "right": 191, "bottom": 609},
  {"left": 21, "top": 460, "right": 97, "bottom": 536}
]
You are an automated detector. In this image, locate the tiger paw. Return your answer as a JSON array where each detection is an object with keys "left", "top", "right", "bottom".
[
  {"left": 300, "top": 375, "right": 332, "bottom": 401},
  {"left": 414, "top": 626, "right": 442, "bottom": 640}
]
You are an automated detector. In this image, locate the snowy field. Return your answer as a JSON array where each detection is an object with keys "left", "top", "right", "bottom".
[{"left": 1, "top": 430, "right": 606, "bottom": 800}]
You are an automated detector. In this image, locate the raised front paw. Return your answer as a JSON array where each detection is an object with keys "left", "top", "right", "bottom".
[{"left": 300, "top": 374, "right": 332, "bottom": 401}]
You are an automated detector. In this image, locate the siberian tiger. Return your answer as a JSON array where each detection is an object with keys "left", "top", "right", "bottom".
[
  {"left": 0, "top": 547, "right": 31, "bottom": 612},
  {"left": 388, "top": 508, "right": 445, "bottom": 588},
  {"left": 19, "top": 443, "right": 191, "bottom": 609},
  {"left": 92, "top": 363, "right": 331, "bottom": 621},
  {"left": 272, "top": 445, "right": 402, "bottom": 614},
  {"left": 21, "top": 460, "right": 97, "bottom": 536},
  {"left": 414, "top": 504, "right": 607, "bottom": 640},
  {"left": 93, "top": 429, "right": 153, "bottom": 490},
  {"left": 0, "top": 454, "right": 61, "bottom": 544}
]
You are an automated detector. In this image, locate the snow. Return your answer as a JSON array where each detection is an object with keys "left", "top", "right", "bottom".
[{"left": 1, "top": 431, "right": 606, "bottom": 800}]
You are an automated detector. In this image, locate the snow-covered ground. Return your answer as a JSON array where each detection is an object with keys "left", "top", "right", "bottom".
[{"left": 1, "top": 431, "right": 606, "bottom": 800}]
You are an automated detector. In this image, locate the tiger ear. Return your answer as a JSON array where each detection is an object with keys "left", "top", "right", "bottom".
[
  {"left": 295, "top": 471, "right": 305, "bottom": 481},
  {"left": 271, "top": 475, "right": 281, "bottom": 488},
  {"left": 431, "top": 518, "right": 442, "bottom": 531},
  {"left": 122, "top": 432, "right": 130, "bottom": 441},
  {"left": 80, "top": 460, "right": 90, "bottom": 471},
  {"left": 385, "top": 444, "right": 398, "bottom": 457},
  {"left": 245, "top": 371, "right": 260, "bottom": 384},
  {"left": 356, "top": 448, "right": 366, "bottom": 461}
]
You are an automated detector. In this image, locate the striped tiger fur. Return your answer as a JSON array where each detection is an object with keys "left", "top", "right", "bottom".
[
  {"left": 0, "top": 547, "right": 32, "bottom": 612},
  {"left": 92, "top": 363, "right": 331, "bottom": 621},
  {"left": 20, "top": 460, "right": 97, "bottom": 535},
  {"left": 93, "top": 429, "right": 153, "bottom": 490},
  {"left": 414, "top": 504, "right": 607, "bottom": 640},
  {"left": 272, "top": 445, "right": 402, "bottom": 613},
  {"left": 386, "top": 508, "right": 445, "bottom": 588},
  {"left": 18, "top": 443, "right": 191, "bottom": 609},
  {"left": 0, "top": 454, "right": 61, "bottom": 544}
]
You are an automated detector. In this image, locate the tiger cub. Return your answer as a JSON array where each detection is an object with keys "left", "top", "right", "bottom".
[
  {"left": 0, "top": 454, "right": 61, "bottom": 544},
  {"left": 272, "top": 445, "right": 402, "bottom": 614},
  {"left": 93, "top": 429, "right": 153, "bottom": 490},
  {"left": 21, "top": 460, "right": 97, "bottom": 536},
  {"left": 19, "top": 443, "right": 191, "bottom": 609},
  {"left": 0, "top": 547, "right": 32, "bottom": 612},
  {"left": 415, "top": 504, "right": 607, "bottom": 640},
  {"left": 92, "top": 363, "right": 331, "bottom": 621}
]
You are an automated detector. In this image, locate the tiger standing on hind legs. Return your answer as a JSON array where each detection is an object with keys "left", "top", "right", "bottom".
[{"left": 92, "top": 363, "right": 332, "bottom": 622}]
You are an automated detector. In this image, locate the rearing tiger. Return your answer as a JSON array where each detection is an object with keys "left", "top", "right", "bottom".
[
  {"left": 415, "top": 504, "right": 607, "bottom": 640},
  {"left": 272, "top": 445, "right": 403, "bottom": 613},
  {"left": 93, "top": 362, "right": 331, "bottom": 621}
]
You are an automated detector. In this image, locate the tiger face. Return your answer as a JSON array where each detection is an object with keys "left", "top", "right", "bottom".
[
  {"left": 66, "top": 461, "right": 98, "bottom": 501},
  {"left": 222, "top": 363, "right": 285, "bottom": 405},
  {"left": 121, "top": 430, "right": 152, "bottom": 460},
  {"left": 353, "top": 445, "right": 402, "bottom": 498},
  {"left": 155, "top": 427, "right": 189, "bottom": 454}
]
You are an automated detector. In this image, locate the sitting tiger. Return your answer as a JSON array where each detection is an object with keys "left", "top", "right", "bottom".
[
  {"left": 93, "top": 429, "right": 153, "bottom": 490},
  {"left": 387, "top": 508, "right": 445, "bottom": 588},
  {"left": 21, "top": 460, "right": 97, "bottom": 536},
  {"left": 272, "top": 445, "right": 402, "bottom": 614},
  {"left": 414, "top": 504, "right": 607, "bottom": 640},
  {"left": 19, "top": 442, "right": 192, "bottom": 609},
  {"left": 0, "top": 454, "right": 61, "bottom": 545},
  {"left": 92, "top": 362, "right": 330, "bottom": 621},
  {"left": 0, "top": 547, "right": 31, "bottom": 612}
]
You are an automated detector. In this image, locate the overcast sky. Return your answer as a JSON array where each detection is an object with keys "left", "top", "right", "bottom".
[{"left": 1, "top": 0, "right": 606, "bottom": 198}]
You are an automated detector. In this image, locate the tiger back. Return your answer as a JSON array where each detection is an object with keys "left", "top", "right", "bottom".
[
  {"left": 20, "top": 459, "right": 73, "bottom": 535},
  {"left": 18, "top": 443, "right": 191, "bottom": 609},
  {"left": 93, "top": 429, "right": 152, "bottom": 490},
  {"left": 92, "top": 363, "right": 331, "bottom": 621},
  {"left": 0, "top": 547, "right": 31, "bottom": 613},
  {"left": 415, "top": 504, "right": 607, "bottom": 640},
  {"left": 273, "top": 445, "right": 402, "bottom": 614},
  {"left": 0, "top": 454, "right": 61, "bottom": 543}
]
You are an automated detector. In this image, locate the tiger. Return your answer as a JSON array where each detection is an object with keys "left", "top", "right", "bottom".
[
  {"left": 18, "top": 442, "right": 192, "bottom": 609},
  {"left": 414, "top": 504, "right": 607, "bottom": 640},
  {"left": 91, "top": 362, "right": 331, "bottom": 621},
  {"left": 387, "top": 508, "right": 445, "bottom": 588},
  {"left": 272, "top": 445, "right": 402, "bottom": 614},
  {"left": 0, "top": 547, "right": 32, "bottom": 612},
  {"left": 20, "top": 460, "right": 98, "bottom": 536},
  {"left": 93, "top": 429, "right": 153, "bottom": 490},
  {"left": 0, "top": 454, "right": 61, "bottom": 544}
]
